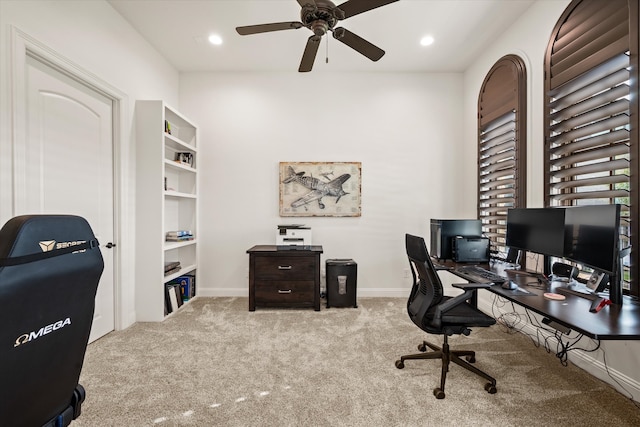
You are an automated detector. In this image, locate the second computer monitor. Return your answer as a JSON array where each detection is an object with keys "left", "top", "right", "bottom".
[
  {"left": 505, "top": 208, "right": 565, "bottom": 258},
  {"left": 430, "top": 219, "right": 482, "bottom": 260}
]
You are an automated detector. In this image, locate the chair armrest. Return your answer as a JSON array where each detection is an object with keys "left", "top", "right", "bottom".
[
  {"left": 432, "top": 283, "right": 493, "bottom": 327},
  {"left": 452, "top": 282, "right": 493, "bottom": 291},
  {"left": 433, "top": 290, "right": 475, "bottom": 327}
]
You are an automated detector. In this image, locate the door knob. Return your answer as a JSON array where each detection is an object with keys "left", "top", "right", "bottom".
[{"left": 105, "top": 242, "right": 116, "bottom": 249}]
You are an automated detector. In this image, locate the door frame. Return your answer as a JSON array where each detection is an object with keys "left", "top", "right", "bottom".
[{"left": 9, "top": 26, "right": 129, "bottom": 332}]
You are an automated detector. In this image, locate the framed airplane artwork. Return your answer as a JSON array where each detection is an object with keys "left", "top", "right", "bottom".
[{"left": 279, "top": 162, "right": 361, "bottom": 217}]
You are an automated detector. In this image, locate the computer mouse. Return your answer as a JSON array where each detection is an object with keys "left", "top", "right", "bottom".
[{"left": 502, "top": 280, "right": 518, "bottom": 290}]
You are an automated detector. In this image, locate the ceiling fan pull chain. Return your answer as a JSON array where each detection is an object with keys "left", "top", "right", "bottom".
[{"left": 326, "top": 34, "right": 329, "bottom": 64}]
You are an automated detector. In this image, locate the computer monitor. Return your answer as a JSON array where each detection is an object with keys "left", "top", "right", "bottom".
[
  {"left": 430, "top": 219, "right": 481, "bottom": 260},
  {"left": 505, "top": 208, "right": 565, "bottom": 257},
  {"left": 563, "top": 204, "right": 620, "bottom": 275}
]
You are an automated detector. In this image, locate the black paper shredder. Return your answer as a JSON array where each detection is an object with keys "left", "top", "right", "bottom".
[{"left": 325, "top": 259, "right": 357, "bottom": 308}]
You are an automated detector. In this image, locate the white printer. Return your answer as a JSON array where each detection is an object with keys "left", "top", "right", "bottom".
[{"left": 276, "top": 225, "right": 312, "bottom": 249}]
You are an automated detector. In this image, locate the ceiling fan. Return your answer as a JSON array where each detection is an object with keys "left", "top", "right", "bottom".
[{"left": 235, "top": 0, "right": 399, "bottom": 72}]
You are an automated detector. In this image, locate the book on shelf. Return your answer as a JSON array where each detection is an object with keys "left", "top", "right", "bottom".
[
  {"left": 164, "top": 261, "right": 181, "bottom": 276},
  {"left": 175, "top": 284, "right": 183, "bottom": 307},
  {"left": 164, "top": 261, "right": 180, "bottom": 272},
  {"left": 165, "top": 236, "right": 194, "bottom": 242},
  {"left": 165, "top": 283, "right": 179, "bottom": 314},
  {"left": 168, "top": 274, "right": 196, "bottom": 302},
  {"left": 166, "top": 230, "right": 192, "bottom": 237},
  {"left": 166, "top": 230, "right": 194, "bottom": 242}
]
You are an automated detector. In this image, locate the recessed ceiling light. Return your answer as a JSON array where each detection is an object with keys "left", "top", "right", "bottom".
[
  {"left": 208, "top": 34, "right": 223, "bottom": 45},
  {"left": 420, "top": 36, "right": 434, "bottom": 46}
]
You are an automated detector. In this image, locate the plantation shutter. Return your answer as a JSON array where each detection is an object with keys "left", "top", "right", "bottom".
[
  {"left": 545, "top": 0, "right": 637, "bottom": 295},
  {"left": 478, "top": 55, "right": 527, "bottom": 253}
]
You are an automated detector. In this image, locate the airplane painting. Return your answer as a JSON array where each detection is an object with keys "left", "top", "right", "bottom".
[{"left": 280, "top": 162, "right": 361, "bottom": 217}]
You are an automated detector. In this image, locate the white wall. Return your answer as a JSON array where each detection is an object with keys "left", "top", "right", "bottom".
[
  {"left": 463, "top": 0, "right": 640, "bottom": 401},
  {"left": 0, "top": 0, "right": 180, "bottom": 329},
  {"left": 180, "top": 71, "right": 474, "bottom": 297}
]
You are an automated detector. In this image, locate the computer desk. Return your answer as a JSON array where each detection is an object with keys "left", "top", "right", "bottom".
[{"left": 441, "top": 260, "right": 640, "bottom": 340}]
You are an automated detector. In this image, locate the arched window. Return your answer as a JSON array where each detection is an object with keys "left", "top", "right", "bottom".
[
  {"left": 544, "top": 0, "right": 638, "bottom": 297},
  {"left": 478, "top": 55, "right": 527, "bottom": 255}
]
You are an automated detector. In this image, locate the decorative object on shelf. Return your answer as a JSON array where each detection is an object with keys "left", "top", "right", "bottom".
[
  {"left": 175, "top": 152, "right": 194, "bottom": 167},
  {"left": 164, "top": 120, "right": 171, "bottom": 134},
  {"left": 279, "top": 161, "right": 361, "bottom": 217}
]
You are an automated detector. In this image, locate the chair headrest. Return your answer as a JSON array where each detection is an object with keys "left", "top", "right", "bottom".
[{"left": 0, "top": 215, "right": 99, "bottom": 260}]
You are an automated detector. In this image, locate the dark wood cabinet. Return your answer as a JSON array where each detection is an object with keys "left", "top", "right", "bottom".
[{"left": 247, "top": 245, "right": 323, "bottom": 311}]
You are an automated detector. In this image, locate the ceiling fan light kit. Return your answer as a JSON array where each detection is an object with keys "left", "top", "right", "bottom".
[{"left": 235, "top": 0, "right": 399, "bottom": 72}]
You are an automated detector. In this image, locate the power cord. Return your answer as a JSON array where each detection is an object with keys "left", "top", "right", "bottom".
[{"left": 491, "top": 295, "right": 640, "bottom": 405}]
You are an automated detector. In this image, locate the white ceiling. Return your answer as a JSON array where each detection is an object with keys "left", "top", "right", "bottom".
[{"left": 108, "top": 0, "right": 535, "bottom": 73}]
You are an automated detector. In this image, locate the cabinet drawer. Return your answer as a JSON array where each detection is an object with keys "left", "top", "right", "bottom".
[
  {"left": 254, "top": 280, "right": 315, "bottom": 304},
  {"left": 254, "top": 256, "right": 316, "bottom": 280}
]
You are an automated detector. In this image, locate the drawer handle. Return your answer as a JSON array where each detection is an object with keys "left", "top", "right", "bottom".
[
  {"left": 278, "top": 265, "right": 292, "bottom": 270},
  {"left": 278, "top": 289, "right": 293, "bottom": 294}
]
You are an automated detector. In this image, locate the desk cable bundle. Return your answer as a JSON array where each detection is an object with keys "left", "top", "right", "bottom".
[{"left": 488, "top": 294, "right": 639, "bottom": 406}]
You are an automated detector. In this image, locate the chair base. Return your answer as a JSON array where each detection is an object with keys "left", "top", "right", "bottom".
[{"left": 395, "top": 336, "right": 497, "bottom": 399}]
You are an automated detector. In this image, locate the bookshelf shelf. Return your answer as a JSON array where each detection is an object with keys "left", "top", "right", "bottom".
[
  {"left": 136, "top": 100, "right": 199, "bottom": 321},
  {"left": 164, "top": 132, "right": 197, "bottom": 152},
  {"left": 164, "top": 240, "right": 197, "bottom": 250},
  {"left": 164, "top": 264, "right": 197, "bottom": 283},
  {"left": 164, "top": 159, "right": 197, "bottom": 173},
  {"left": 164, "top": 190, "right": 197, "bottom": 199}
]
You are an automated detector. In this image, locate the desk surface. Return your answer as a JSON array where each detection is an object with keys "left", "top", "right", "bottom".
[{"left": 443, "top": 260, "right": 640, "bottom": 340}]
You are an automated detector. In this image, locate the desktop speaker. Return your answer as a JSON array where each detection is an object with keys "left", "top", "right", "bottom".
[{"left": 551, "top": 262, "right": 578, "bottom": 280}]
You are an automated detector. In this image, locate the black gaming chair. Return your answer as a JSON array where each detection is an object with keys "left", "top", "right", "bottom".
[
  {"left": 395, "top": 234, "right": 497, "bottom": 399},
  {"left": 0, "top": 215, "right": 103, "bottom": 426}
]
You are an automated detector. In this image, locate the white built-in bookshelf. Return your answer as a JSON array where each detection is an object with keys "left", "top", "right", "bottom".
[{"left": 135, "top": 100, "right": 198, "bottom": 321}]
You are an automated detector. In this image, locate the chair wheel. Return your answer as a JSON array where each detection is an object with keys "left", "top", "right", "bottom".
[
  {"left": 485, "top": 382, "right": 497, "bottom": 394},
  {"left": 466, "top": 355, "right": 476, "bottom": 363},
  {"left": 395, "top": 360, "right": 404, "bottom": 369},
  {"left": 418, "top": 343, "right": 427, "bottom": 352},
  {"left": 433, "top": 388, "right": 445, "bottom": 399}
]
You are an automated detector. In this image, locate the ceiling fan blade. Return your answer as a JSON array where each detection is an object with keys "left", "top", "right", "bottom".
[
  {"left": 299, "top": 35, "right": 322, "bottom": 72},
  {"left": 236, "top": 22, "right": 303, "bottom": 36},
  {"left": 337, "top": 0, "right": 399, "bottom": 19},
  {"left": 332, "top": 27, "right": 385, "bottom": 61}
]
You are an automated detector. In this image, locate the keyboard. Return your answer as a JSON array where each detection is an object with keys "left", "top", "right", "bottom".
[{"left": 453, "top": 265, "right": 507, "bottom": 284}]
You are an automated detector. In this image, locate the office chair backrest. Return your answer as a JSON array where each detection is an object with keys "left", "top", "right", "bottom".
[
  {"left": 405, "top": 234, "right": 444, "bottom": 326},
  {"left": 0, "top": 215, "right": 103, "bottom": 426}
]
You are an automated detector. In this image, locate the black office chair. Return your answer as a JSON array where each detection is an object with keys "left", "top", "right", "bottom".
[
  {"left": 0, "top": 215, "right": 104, "bottom": 426},
  {"left": 395, "top": 233, "right": 497, "bottom": 399}
]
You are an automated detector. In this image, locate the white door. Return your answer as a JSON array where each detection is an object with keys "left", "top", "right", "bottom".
[{"left": 17, "top": 55, "right": 115, "bottom": 342}]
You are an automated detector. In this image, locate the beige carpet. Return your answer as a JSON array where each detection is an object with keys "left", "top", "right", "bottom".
[{"left": 74, "top": 297, "right": 640, "bottom": 426}]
